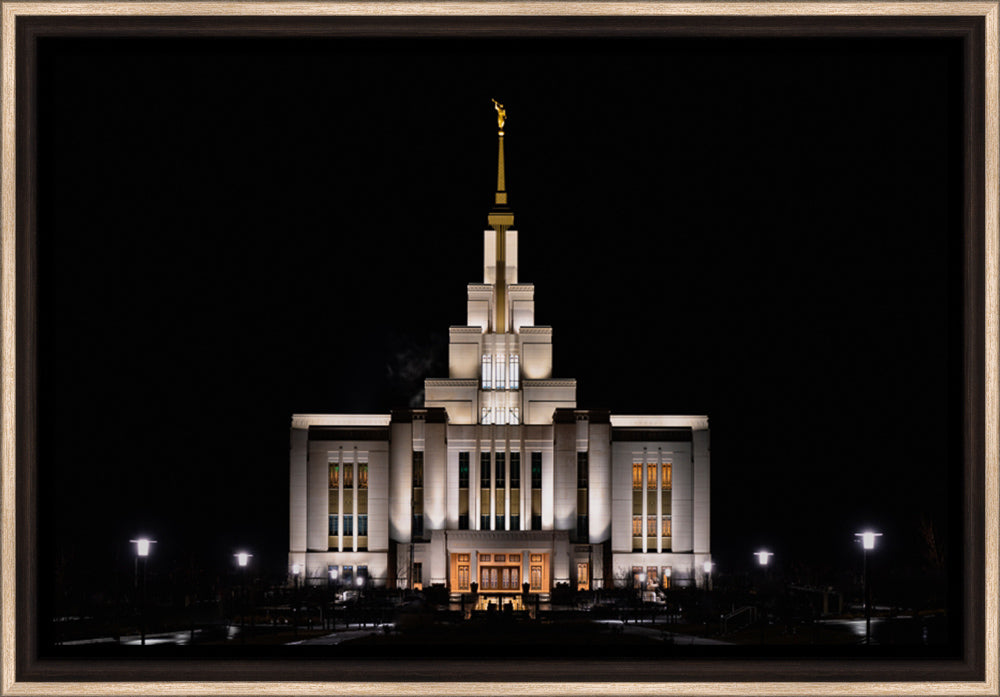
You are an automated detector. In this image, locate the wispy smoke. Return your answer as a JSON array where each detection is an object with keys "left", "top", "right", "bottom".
[{"left": 385, "top": 332, "right": 446, "bottom": 408}]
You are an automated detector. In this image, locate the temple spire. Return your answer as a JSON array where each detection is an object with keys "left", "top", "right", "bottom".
[{"left": 487, "top": 99, "right": 514, "bottom": 334}]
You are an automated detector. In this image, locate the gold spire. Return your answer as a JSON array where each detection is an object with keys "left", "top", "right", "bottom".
[
  {"left": 488, "top": 99, "right": 513, "bottom": 228},
  {"left": 487, "top": 99, "right": 513, "bottom": 334}
]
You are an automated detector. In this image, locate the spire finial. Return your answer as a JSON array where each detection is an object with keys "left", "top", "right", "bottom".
[{"left": 492, "top": 98, "right": 506, "bottom": 134}]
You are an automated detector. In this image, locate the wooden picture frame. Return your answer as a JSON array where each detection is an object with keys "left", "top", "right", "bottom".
[{"left": 2, "top": 2, "right": 997, "bottom": 695}]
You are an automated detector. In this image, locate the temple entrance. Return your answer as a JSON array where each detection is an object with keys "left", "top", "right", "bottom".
[
  {"left": 479, "top": 565, "right": 520, "bottom": 592},
  {"left": 448, "top": 551, "right": 550, "bottom": 594}
]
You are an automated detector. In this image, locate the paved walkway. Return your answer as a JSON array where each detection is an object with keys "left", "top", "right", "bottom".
[{"left": 289, "top": 621, "right": 731, "bottom": 646}]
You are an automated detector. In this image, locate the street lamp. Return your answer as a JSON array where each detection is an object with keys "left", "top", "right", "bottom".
[
  {"left": 854, "top": 531, "right": 882, "bottom": 646},
  {"left": 129, "top": 537, "right": 155, "bottom": 646},
  {"left": 290, "top": 563, "right": 301, "bottom": 638},
  {"left": 702, "top": 560, "right": 713, "bottom": 591},
  {"left": 234, "top": 552, "right": 252, "bottom": 644},
  {"left": 755, "top": 550, "right": 773, "bottom": 645}
]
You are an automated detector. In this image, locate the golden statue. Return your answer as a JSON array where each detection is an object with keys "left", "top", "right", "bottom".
[{"left": 492, "top": 98, "right": 506, "bottom": 131}]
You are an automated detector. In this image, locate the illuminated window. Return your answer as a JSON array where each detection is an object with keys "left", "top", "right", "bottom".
[
  {"left": 509, "top": 407, "right": 520, "bottom": 425},
  {"left": 495, "top": 554, "right": 506, "bottom": 562},
  {"left": 329, "top": 463, "right": 339, "bottom": 488},
  {"left": 458, "top": 565, "right": 470, "bottom": 590},
  {"left": 509, "top": 355, "right": 519, "bottom": 389},
  {"left": 662, "top": 566, "right": 672, "bottom": 589},
  {"left": 632, "top": 463, "right": 642, "bottom": 489},
  {"left": 359, "top": 463, "right": 368, "bottom": 489},
  {"left": 530, "top": 566, "right": 542, "bottom": 590},
  {"left": 530, "top": 554, "right": 542, "bottom": 563},
  {"left": 344, "top": 464, "right": 353, "bottom": 488},
  {"left": 647, "top": 566, "right": 658, "bottom": 588},
  {"left": 647, "top": 516, "right": 656, "bottom": 537},
  {"left": 648, "top": 463, "right": 657, "bottom": 490},
  {"left": 662, "top": 516, "right": 672, "bottom": 537},
  {"left": 480, "top": 554, "right": 491, "bottom": 562},
  {"left": 662, "top": 463, "right": 672, "bottom": 490},
  {"left": 632, "top": 515, "right": 642, "bottom": 536},
  {"left": 482, "top": 355, "right": 492, "bottom": 389},
  {"left": 495, "top": 355, "right": 506, "bottom": 389},
  {"left": 481, "top": 407, "right": 493, "bottom": 424},
  {"left": 509, "top": 554, "right": 520, "bottom": 562}
]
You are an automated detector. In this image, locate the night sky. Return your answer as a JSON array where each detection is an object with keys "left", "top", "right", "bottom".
[{"left": 37, "top": 36, "right": 962, "bottom": 604}]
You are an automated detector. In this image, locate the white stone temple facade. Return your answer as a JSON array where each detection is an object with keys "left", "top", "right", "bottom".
[{"left": 288, "top": 109, "right": 710, "bottom": 601}]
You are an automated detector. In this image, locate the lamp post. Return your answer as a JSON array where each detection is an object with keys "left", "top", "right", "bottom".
[
  {"left": 291, "top": 563, "right": 300, "bottom": 638},
  {"left": 235, "top": 552, "right": 252, "bottom": 644},
  {"left": 329, "top": 566, "right": 338, "bottom": 630},
  {"left": 702, "top": 560, "right": 713, "bottom": 592},
  {"left": 754, "top": 550, "right": 773, "bottom": 645},
  {"left": 663, "top": 567, "right": 672, "bottom": 630},
  {"left": 129, "top": 538, "right": 155, "bottom": 646},
  {"left": 854, "top": 532, "right": 881, "bottom": 646}
]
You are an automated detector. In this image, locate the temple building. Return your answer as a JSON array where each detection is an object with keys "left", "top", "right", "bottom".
[{"left": 288, "top": 103, "right": 711, "bottom": 603}]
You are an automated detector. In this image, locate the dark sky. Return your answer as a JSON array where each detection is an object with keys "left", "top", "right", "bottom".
[{"left": 37, "top": 36, "right": 962, "bottom": 595}]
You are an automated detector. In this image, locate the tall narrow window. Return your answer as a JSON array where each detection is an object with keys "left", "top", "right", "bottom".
[
  {"left": 344, "top": 463, "right": 353, "bottom": 488},
  {"left": 459, "top": 452, "right": 470, "bottom": 488},
  {"left": 412, "top": 452, "right": 423, "bottom": 487},
  {"left": 482, "top": 355, "right": 492, "bottom": 389},
  {"left": 480, "top": 452, "right": 491, "bottom": 488},
  {"left": 510, "top": 453, "right": 520, "bottom": 488},
  {"left": 458, "top": 451, "right": 470, "bottom": 530},
  {"left": 632, "top": 463, "right": 642, "bottom": 489},
  {"left": 495, "top": 452, "right": 506, "bottom": 488},
  {"left": 329, "top": 463, "right": 339, "bottom": 488},
  {"left": 343, "top": 516, "right": 353, "bottom": 536},
  {"left": 647, "top": 515, "right": 657, "bottom": 537},
  {"left": 530, "top": 452, "right": 542, "bottom": 530},
  {"left": 328, "top": 515, "right": 338, "bottom": 535},
  {"left": 662, "top": 516, "right": 672, "bottom": 537},
  {"left": 412, "top": 452, "right": 424, "bottom": 541},
  {"left": 577, "top": 452, "right": 589, "bottom": 487},
  {"left": 357, "top": 514, "right": 368, "bottom": 536},
  {"left": 662, "top": 463, "right": 672, "bottom": 490},
  {"left": 509, "top": 354, "right": 519, "bottom": 389},
  {"left": 495, "top": 355, "right": 506, "bottom": 389},
  {"left": 648, "top": 463, "right": 657, "bottom": 490},
  {"left": 359, "top": 463, "right": 368, "bottom": 489}
]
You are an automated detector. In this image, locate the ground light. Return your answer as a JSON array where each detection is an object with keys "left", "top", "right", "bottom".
[
  {"left": 854, "top": 531, "right": 882, "bottom": 645},
  {"left": 128, "top": 537, "right": 155, "bottom": 646}
]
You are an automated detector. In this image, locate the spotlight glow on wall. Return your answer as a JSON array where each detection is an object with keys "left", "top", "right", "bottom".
[{"left": 754, "top": 550, "right": 773, "bottom": 566}]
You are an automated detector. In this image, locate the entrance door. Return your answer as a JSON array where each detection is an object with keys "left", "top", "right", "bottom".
[{"left": 577, "top": 562, "right": 589, "bottom": 591}]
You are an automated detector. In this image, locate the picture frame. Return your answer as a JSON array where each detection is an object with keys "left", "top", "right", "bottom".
[{"left": 2, "top": 2, "right": 997, "bottom": 695}]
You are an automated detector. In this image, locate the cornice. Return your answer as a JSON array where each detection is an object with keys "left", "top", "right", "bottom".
[
  {"left": 291, "top": 414, "right": 391, "bottom": 429},
  {"left": 611, "top": 415, "right": 710, "bottom": 430}
]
